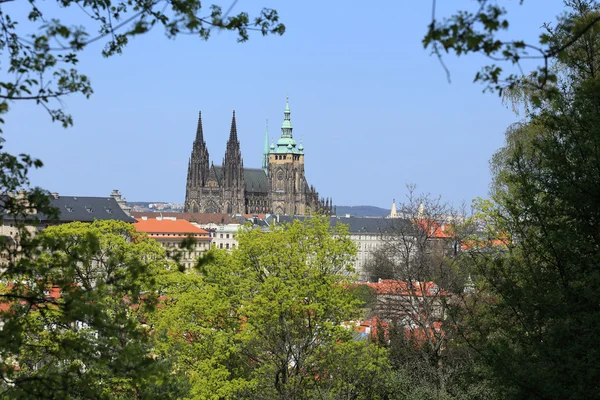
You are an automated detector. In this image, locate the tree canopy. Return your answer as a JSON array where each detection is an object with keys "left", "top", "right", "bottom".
[
  {"left": 152, "top": 216, "right": 397, "bottom": 399},
  {"left": 444, "top": 3, "right": 600, "bottom": 398},
  {"left": 0, "top": 220, "right": 180, "bottom": 399}
]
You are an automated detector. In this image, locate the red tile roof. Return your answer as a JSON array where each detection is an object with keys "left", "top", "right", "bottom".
[
  {"left": 134, "top": 218, "right": 208, "bottom": 234},
  {"left": 363, "top": 280, "right": 447, "bottom": 297},
  {"left": 415, "top": 218, "right": 453, "bottom": 238},
  {"left": 0, "top": 285, "right": 62, "bottom": 312},
  {"left": 132, "top": 212, "right": 232, "bottom": 225},
  {"left": 242, "top": 214, "right": 266, "bottom": 219}
]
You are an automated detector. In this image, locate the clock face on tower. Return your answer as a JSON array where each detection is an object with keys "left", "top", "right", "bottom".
[{"left": 277, "top": 170, "right": 284, "bottom": 181}]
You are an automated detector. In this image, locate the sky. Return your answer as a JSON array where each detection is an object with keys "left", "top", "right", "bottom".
[{"left": 2, "top": 0, "right": 566, "bottom": 209}]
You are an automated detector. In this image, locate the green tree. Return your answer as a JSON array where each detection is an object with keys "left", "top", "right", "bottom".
[
  {"left": 0, "top": 220, "right": 183, "bottom": 399},
  {"left": 0, "top": 0, "right": 283, "bottom": 396},
  {"left": 363, "top": 186, "right": 498, "bottom": 400},
  {"left": 153, "top": 216, "right": 395, "bottom": 399},
  {"left": 450, "top": 2, "right": 600, "bottom": 398}
]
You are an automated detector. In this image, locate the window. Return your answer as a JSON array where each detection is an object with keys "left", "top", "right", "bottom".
[
  {"left": 219, "top": 243, "right": 223, "bottom": 249},
  {"left": 220, "top": 234, "right": 223, "bottom": 238},
  {"left": 226, "top": 234, "right": 229, "bottom": 239},
  {"left": 226, "top": 243, "right": 229, "bottom": 249}
]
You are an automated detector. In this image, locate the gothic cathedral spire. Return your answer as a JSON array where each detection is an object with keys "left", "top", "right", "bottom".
[
  {"left": 186, "top": 111, "right": 210, "bottom": 188},
  {"left": 223, "top": 110, "right": 243, "bottom": 189},
  {"left": 184, "top": 111, "right": 211, "bottom": 212}
]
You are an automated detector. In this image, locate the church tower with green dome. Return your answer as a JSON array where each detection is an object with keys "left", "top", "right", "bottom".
[{"left": 268, "top": 97, "right": 310, "bottom": 215}]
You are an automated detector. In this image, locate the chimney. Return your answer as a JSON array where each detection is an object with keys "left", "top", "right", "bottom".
[{"left": 50, "top": 192, "right": 59, "bottom": 199}]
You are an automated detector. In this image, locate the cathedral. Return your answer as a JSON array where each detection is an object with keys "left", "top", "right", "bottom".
[{"left": 184, "top": 98, "right": 333, "bottom": 215}]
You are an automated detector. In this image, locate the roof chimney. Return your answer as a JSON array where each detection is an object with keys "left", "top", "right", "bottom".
[{"left": 50, "top": 192, "right": 59, "bottom": 199}]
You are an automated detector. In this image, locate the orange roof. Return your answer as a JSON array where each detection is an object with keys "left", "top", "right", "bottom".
[
  {"left": 242, "top": 214, "right": 266, "bottom": 219},
  {"left": 134, "top": 218, "right": 208, "bottom": 234},
  {"left": 362, "top": 280, "right": 447, "bottom": 297},
  {"left": 461, "top": 236, "right": 509, "bottom": 251},
  {"left": 415, "top": 218, "right": 453, "bottom": 238},
  {"left": 0, "top": 285, "right": 62, "bottom": 312}
]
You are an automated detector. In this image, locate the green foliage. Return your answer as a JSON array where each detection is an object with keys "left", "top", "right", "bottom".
[
  {"left": 0, "top": 0, "right": 284, "bottom": 130},
  {"left": 0, "top": 220, "right": 181, "bottom": 399},
  {"left": 458, "top": 4, "right": 600, "bottom": 398},
  {"left": 152, "top": 216, "right": 395, "bottom": 399},
  {"left": 423, "top": 0, "right": 600, "bottom": 94}
]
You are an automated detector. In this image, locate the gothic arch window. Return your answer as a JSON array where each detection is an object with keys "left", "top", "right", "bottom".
[{"left": 205, "top": 200, "right": 219, "bottom": 214}]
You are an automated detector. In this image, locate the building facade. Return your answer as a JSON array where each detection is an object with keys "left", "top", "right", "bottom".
[
  {"left": 133, "top": 216, "right": 211, "bottom": 269},
  {"left": 184, "top": 98, "right": 333, "bottom": 215}
]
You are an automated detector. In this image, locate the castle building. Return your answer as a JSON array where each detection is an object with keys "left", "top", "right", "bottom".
[{"left": 184, "top": 98, "right": 332, "bottom": 215}]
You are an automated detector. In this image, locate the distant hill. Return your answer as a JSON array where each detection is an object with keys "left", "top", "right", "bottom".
[
  {"left": 335, "top": 205, "right": 390, "bottom": 218},
  {"left": 127, "top": 202, "right": 390, "bottom": 217}
]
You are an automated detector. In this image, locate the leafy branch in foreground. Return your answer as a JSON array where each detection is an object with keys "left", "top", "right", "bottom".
[
  {"left": 423, "top": 0, "right": 600, "bottom": 94},
  {"left": 0, "top": 0, "right": 284, "bottom": 130}
]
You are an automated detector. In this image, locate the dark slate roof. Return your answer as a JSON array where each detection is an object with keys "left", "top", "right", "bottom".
[
  {"left": 48, "top": 196, "right": 134, "bottom": 223},
  {"left": 2, "top": 196, "right": 134, "bottom": 223},
  {"left": 214, "top": 166, "right": 269, "bottom": 193},
  {"left": 332, "top": 217, "right": 393, "bottom": 234},
  {"left": 272, "top": 215, "right": 408, "bottom": 234}
]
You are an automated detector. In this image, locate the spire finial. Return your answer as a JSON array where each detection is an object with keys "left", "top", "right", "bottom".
[
  {"left": 195, "top": 111, "right": 204, "bottom": 142},
  {"left": 228, "top": 110, "right": 238, "bottom": 144},
  {"left": 281, "top": 96, "right": 293, "bottom": 139}
]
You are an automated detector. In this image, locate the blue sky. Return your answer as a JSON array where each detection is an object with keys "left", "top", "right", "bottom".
[{"left": 2, "top": 1, "right": 565, "bottom": 208}]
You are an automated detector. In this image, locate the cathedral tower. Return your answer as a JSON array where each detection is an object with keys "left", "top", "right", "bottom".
[
  {"left": 185, "top": 112, "right": 210, "bottom": 212},
  {"left": 222, "top": 111, "right": 245, "bottom": 213},
  {"left": 268, "top": 97, "right": 308, "bottom": 215}
]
